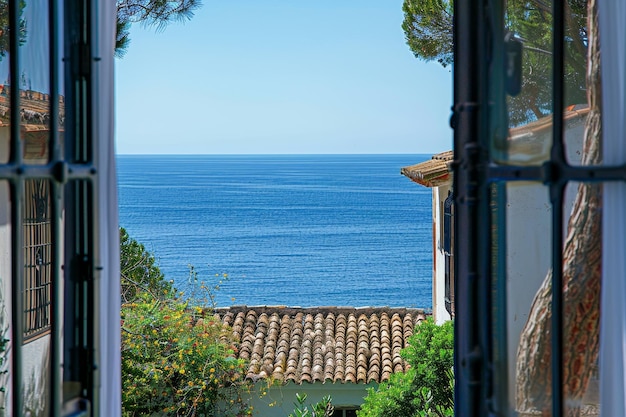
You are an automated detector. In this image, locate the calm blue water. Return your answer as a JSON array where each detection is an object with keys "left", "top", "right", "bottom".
[{"left": 117, "top": 154, "right": 433, "bottom": 309}]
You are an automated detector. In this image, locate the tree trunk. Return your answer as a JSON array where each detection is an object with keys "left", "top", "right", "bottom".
[{"left": 515, "top": 0, "right": 602, "bottom": 415}]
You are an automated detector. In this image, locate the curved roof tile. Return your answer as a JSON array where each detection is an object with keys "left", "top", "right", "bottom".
[{"left": 218, "top": 306, "right": 427, "bottom": 384}]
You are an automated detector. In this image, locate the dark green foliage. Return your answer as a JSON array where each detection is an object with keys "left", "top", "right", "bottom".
[
  {"left": 120, "top": 230, "right": 252, "bottom": 416},
  {"left": 402, "top": 0, "right": 589, "bottom": 125},
  {"left": 401, "top": 0, "right": 453, "bottom": 67},
  {"left": 115, "top": 0, "right": 201, "bottom": 56},
  {"left": 504, "top": 0, "right": 588, "bottom": 125},
  {"left": 358, "top": 318, "right": 454, "bottom": 417},
  {"left": 0, "top": 0, "right": 28, "bottom": 60},
  {"left": 120, "top": 227, "right": 172, "bottom": 303},
  {"left": 115, "top": 18, "right": 131, "bottom": 58}
]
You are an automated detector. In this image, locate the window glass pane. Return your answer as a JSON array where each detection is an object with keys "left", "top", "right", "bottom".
[
  {"left": 23, "top": 179, "right": 52, "bottom": 341},
  {"left": 0, "top": 179, "right": 11, "bottom": 413},
  {"left": 57, "top": 0, "right": 65, "bottom": 156},
  {"left": 20, "top": 0, "right": 50, "bottom": 164},
  {"left": 500, "top": 181, "right": 602, "bottom": 416},
  {"left": 564, "top": 1, "right": 602, "bottom": 167},
  {"left": 21, "top": 323, "right": 51, "bottom": 416},
  {"left": 21, "top": 178, "right": 54, "bottom": 414},
  {"left": 0, "top": 1, "right": 10, "bottom": 164},
  {"left": 561, "top": 182, "right": 601, "bottom": 416},
  {"left": 495, "top": 181, "right": 553, "bottom": 415},
  {"left": 492, "top": 0, "right": 554, "bottom": 165}
]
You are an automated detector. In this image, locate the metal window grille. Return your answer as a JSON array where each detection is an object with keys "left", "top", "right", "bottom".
[{"left": 22, "top": 178, "right": 52, "bottom": 341}]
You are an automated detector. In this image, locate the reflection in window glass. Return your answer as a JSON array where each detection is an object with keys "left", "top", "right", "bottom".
[
  {"left": 504, "top": 181, "right": 602, "bottom": 417},
  {"left": 57, "top": 0, "right": 65, "bottom": 156},
  {"left": 497, "top": 181, "right": 552, "bottom": 416},
  {"left": 0, "top": 0, "right": 10, "bottom": 163},
  {"left": 562, "top": 1, "right": 589, "bottom": 114},
  {"left": 562, "top": 182, "right": 601, "bottom": 416},
  {"left": 493, "top": 0, "right": 555, "bottom": 165},
  {"left": 20, "top": 0, "right": 51, "bottom": 164},
  {"left": 0, "top": 180, "right": 11, "bottom": 413},
  {"left": 23, "top": 179, "right": 52, "bottom": 341},
  {"left": 565, "top": 0, "right": 602, "bottom": 167}
]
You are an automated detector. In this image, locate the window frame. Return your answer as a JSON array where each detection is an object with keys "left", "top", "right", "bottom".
[
  {"left": 452, "top": 1, "right": 622, "bottom": 416},
  {"left": 443, "top": 191, "right": 454, "bottom": 318},
  {"left": 0, "top": 0, "right": 99, "bottom": 414},
  {"left": 331, "top": 407, "right": 360, "bottom": 417}
]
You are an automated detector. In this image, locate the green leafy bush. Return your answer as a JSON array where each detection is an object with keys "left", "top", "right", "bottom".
[
  {"left": 358, "top": 318, "right": 454, "bottom": 417},
  {"left": 120, "top": 228, "right": 251, "bottom": 417},
  {"left": 120, "top": 227, "right": 172, "bottom": 303},
  {"left": 121, "top": 295, "right": 251, "bottom": 416}
]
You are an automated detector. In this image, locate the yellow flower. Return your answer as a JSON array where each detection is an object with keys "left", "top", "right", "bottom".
[
  {"left": 209, "top": 367, "right": 215, "bottom": 373},
  {"left": 180, "top": 369, "right": 186, "bottom": 375}
]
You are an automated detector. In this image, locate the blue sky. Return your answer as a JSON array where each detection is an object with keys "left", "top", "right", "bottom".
[{"left": 115, "top": 0, "right": 453, "bottom": 154}]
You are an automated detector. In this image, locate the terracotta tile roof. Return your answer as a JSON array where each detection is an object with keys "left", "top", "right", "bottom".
[
  {"left": 216, "top": 306, "right": 427, "bottom": 384},
  {"left": 505, "top": 106, "right": 589, "bottom": 161},
  {"left": 401, "top": 106, "right": 590, "bottom": 187},
  {"left": 400, "top": 151, "right": 454, "bottom": 187}
]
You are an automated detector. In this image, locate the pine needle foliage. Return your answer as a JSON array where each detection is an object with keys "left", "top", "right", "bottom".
[
  {"left": 115, "top": 0, "right": 202, "bottom": 56},
  {"left": 401, "top": 0, "right": 453, "bottom": 68},
  {"left": 402, "top": 0, "right": 589, "bottom": 125}
]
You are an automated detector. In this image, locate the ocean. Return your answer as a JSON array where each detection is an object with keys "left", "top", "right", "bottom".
[{"left": 117, "top": 154, "right": 433, "bottom": 309}]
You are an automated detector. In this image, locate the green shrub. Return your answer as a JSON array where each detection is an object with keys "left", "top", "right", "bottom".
[
  {"left": 358, "top": 318, "right": 454, "bottom": 417},
  {"left": 120, "top": 228, "right": 251, "bottom": 416},
  {"left": 121, "top": 293, "right": 251, "bottom": 416},
  {"left": 120, "top": 227, "right": 172, "bottom": 303}
]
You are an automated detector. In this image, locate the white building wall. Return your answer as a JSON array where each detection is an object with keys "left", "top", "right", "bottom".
[
  {"left": 432, "top": 185, "right": 452, "bottom": 324},
  {"left": 247, "top": 380, "right": 377, "bottom": 417}
]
